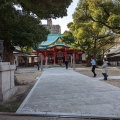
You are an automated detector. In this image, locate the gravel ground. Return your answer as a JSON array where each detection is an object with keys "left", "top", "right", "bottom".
[
  {"left": 75, "top": 66, "right": 120, "bottom": 87},
  {"left": 75, "top": 66, "right": 120, "bottom": 77},
  {"left": 0, "top": 68, "right": 42, "bottom": 112},
  {"left": 13, "top": 68, "right": 42, "bottom": 102}
]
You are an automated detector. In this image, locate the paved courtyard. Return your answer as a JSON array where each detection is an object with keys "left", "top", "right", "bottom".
[{"left": 16, "top": 67, "right": 120, "bottom": 119}]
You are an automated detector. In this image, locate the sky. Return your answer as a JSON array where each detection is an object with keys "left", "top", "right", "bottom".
[{"left": 41, "top": 0, "right": 79, "bottom": 34}]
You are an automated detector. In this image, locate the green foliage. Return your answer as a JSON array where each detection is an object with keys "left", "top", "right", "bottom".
[
  {"left": 62, "top": 31, "right": 75, "bottom": 45},
  {"left": 67, "top": 0, "right": 119, "bottom": 60},
  {"left": 0, "top": 3, "right": 49, "bottom": 48},
  {"left": 75, "top": 0, "right": 120, "bottom": 34},
  {"left": 12, "top": 0, "right": 73, "bottom": 19},
  {"left": 21, "top": 46, "right": 33, "bottom": 54},
  {"left": 0, "top": 0, "right": 72, "bottom": 62},
  {"left": 0, "top": 0, "right": 72, "bottom": 46}
]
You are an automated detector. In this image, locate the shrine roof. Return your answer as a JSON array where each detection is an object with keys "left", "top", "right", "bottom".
[
  {"left": 40, "top": 34, "right": 62, "bottom": 46},
  {"left": 37, "top": 46, "right": 47, "bottom": 50},
  {"left": 37, "top": 34, "right": 70, "bottom": 50}
]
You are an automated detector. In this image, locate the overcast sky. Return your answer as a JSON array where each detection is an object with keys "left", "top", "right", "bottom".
[{"left": 41, "top": 0, "right": 79, "bottom": 34}]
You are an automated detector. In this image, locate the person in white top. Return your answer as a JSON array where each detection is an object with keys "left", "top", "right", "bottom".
[
  {"left": 91, "top": 57, "right": 97, "bottom": 77},
  {"left": 102, "top": 59, "right": 108, "bottom": 80}
]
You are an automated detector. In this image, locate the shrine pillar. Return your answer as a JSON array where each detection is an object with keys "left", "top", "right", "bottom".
[
  {"left": 45, "top": 56, "right": 48, "bottom": 68},
  {"left": 65, "top": 53, "right": 67, "bottom": 61},
  {"left": 73, "top": 53, "right": 75, "bottom": 70},
  {"left": 71, "top": 55, "right": 73, "bottom": 67},
  {"left": 53, "top": 53, "right": 56, "bottom": 65},
  {"left": 40, "top": 54, "right": 43, "bottom": 71}
]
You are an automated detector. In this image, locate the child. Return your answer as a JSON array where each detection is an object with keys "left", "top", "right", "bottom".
[{"left": 102, "top": 59, "right": 108, "bottom": 80}]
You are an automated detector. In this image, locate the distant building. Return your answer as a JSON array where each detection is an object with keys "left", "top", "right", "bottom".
[{"left": 42, "top": 18, "right": 61, "bottom": 34}]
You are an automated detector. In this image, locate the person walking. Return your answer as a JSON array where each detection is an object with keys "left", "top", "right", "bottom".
[
  {"left": 65, "top": 60, "right": 68, "bottom": 69},
  {"left": 102, "top": 59, "right": 108, "bottom": 80},
  {"left": 91, "top": 57, "right": 97, "bottom": 77}
]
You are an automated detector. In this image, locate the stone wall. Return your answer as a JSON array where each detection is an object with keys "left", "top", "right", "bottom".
[{"left": 0, "top": 62, "right": 17, "bottom": 101}]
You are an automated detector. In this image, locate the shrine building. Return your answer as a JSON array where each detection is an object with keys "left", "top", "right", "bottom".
[{"left": 36, "top": 34, "right": 84, "bottom": 66}]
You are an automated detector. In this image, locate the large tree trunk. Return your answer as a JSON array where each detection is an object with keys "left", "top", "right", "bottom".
[{"left": 3, "top": 42, "right": 15, "bottom": 65}]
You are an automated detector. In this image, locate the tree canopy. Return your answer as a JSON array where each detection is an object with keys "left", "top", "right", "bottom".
[
  {"left": 0, "top": 0, "right": 72, "bottom": 63},
  {"left": 18, "top": 0, "right": 72, "bottom": 18},
  {"left": 62, "top": 31, "right": 75, "bottom": 45},
  {"left": 1, "top": 0, "right": 72, "bottom": 19},
  {"left": 74, "top": 0, "right": 120, "bottom": 34},
  {"left": 67, "top": 0, "right": 120, "bottom": 62},
  {"left": 0, "top": 4, "right": 48, "bottom": 47}
]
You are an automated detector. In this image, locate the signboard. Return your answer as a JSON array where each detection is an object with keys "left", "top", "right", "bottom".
[{"left": 0, "top": 40, "right": 3, "bottom": 53}]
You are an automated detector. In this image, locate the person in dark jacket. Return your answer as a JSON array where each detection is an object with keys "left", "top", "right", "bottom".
[{"left": 65, "top": 60, "right": 68, "bottom": 69}]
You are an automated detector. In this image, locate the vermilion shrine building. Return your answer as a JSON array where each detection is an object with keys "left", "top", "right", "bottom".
[{"left": 35, "top": 34, "right": 84, "bottom": 66}]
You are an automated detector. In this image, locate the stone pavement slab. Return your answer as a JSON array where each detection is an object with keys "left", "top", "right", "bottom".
[{"left": 16, "top": 68, "right": 120, "bottom": 118}]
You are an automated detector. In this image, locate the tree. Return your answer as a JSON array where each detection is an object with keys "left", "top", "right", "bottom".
[
  {"left": 0, "top": 0, "right": 72, "bottom": 64},
  {"left": 14, "top": 0, "right": 72, "bottom": 19},
  {"left": 74, "top": 0, "right": 120, "bottom": 34},
  {"left": 0, "top": 0, "right": 72, "bottom": 19},
  {"left": 0, "top": 3, "right": 49, "bottom": 64},
  {"left": 67, "top": 0, "right": 118, "bottom": 65}
]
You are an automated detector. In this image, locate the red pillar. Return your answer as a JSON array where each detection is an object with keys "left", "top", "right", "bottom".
[
  {"left": 65, "top": 48, "right": 67, "bottom": 61},
  {"left": 53, "top": 53, "right": 56, "bottom": 65}
]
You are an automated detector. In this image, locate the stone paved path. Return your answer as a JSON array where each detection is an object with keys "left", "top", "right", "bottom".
[{"left": 16, "top": 67, "right": 120, "bottom": 119}]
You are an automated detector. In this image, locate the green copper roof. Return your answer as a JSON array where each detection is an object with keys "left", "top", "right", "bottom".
[
  {"left": 37, "top": 34, "right": 69, "bottom": 50},
  {"left": 41, "top": 34, "right": 62, "bottom": 46}
]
